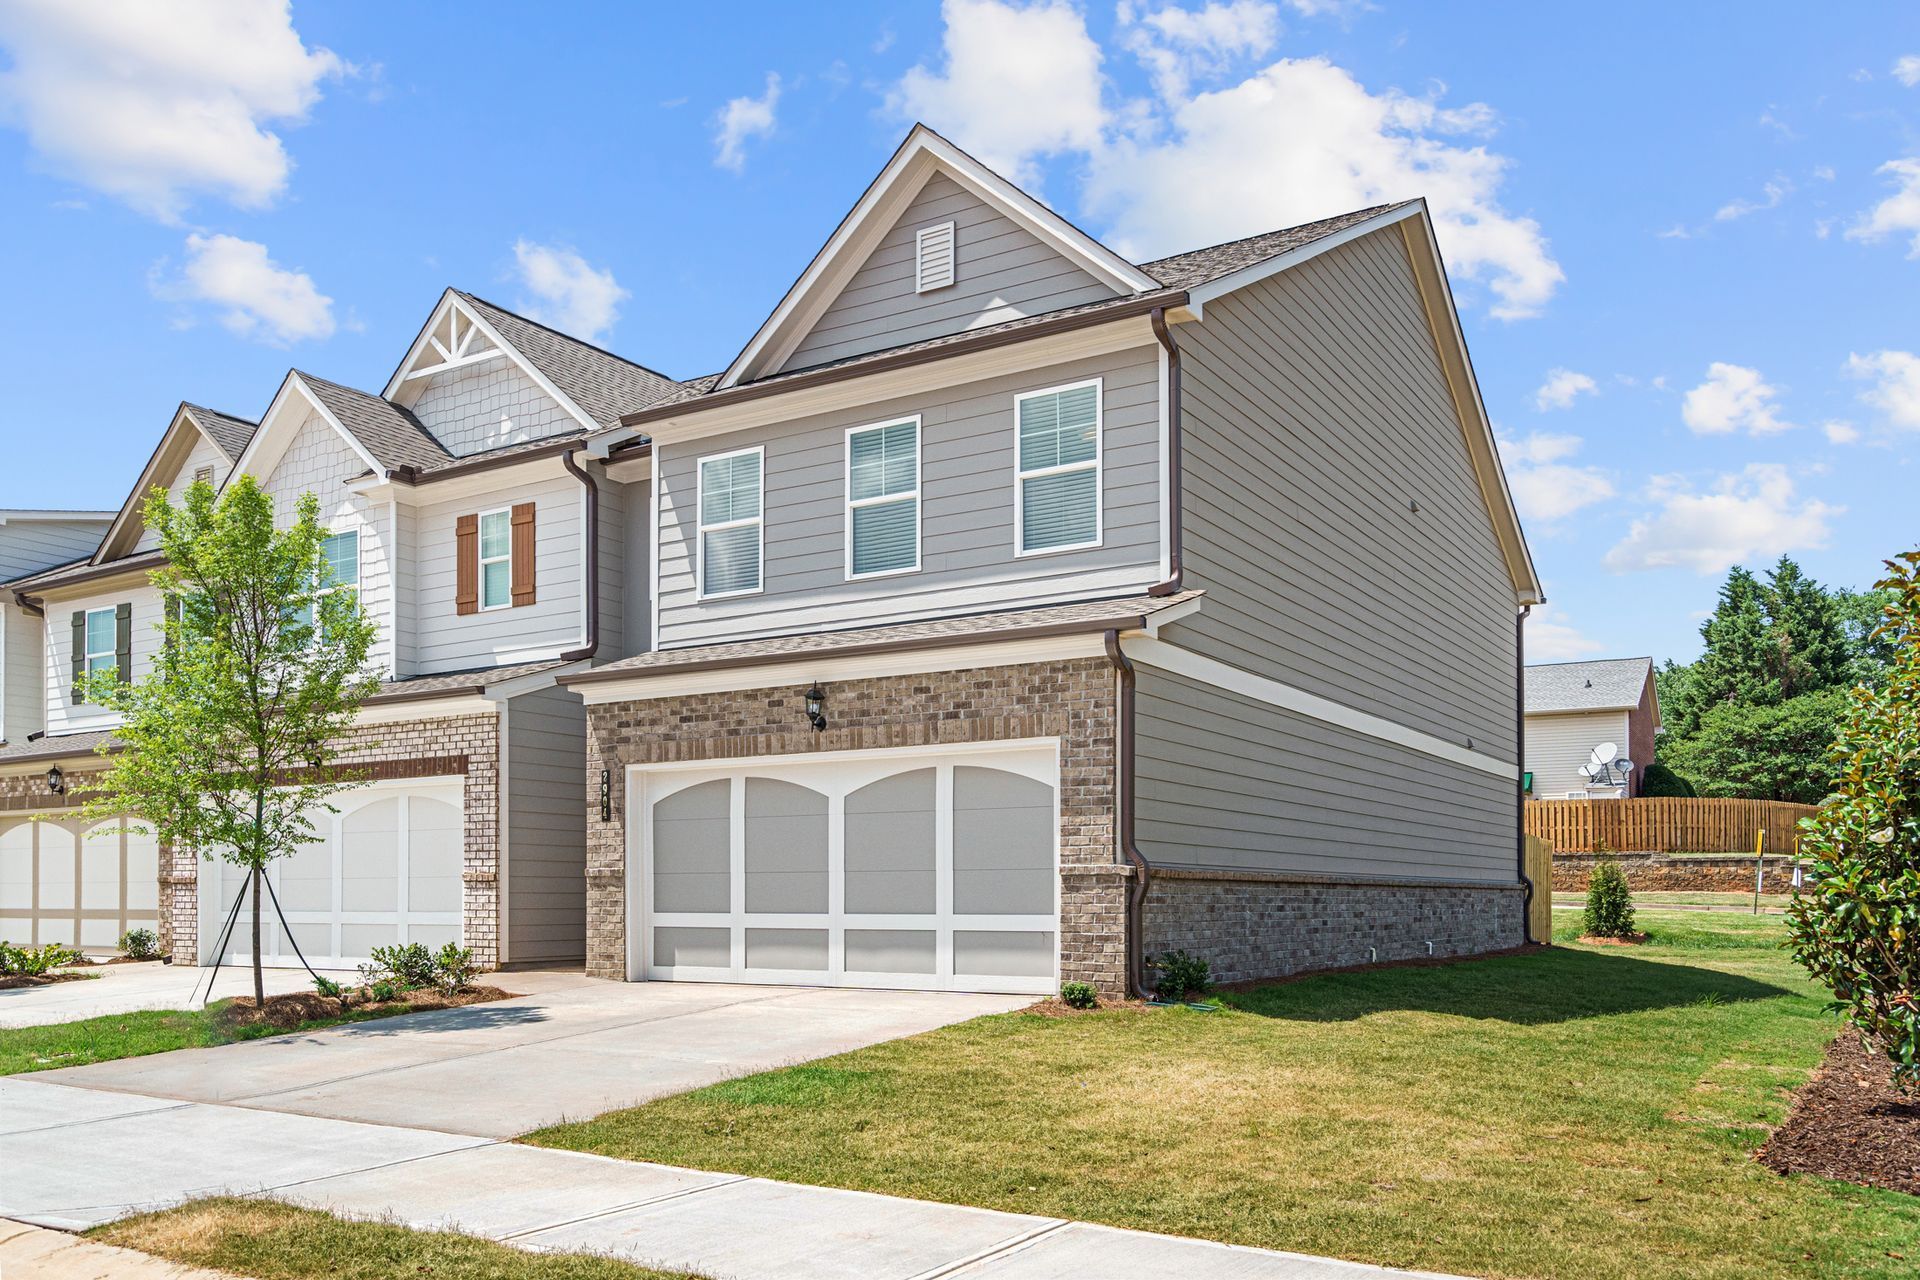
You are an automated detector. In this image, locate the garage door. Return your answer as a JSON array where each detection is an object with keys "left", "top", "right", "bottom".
[
  {"left": 633, "top": 744, "right": 1059, "bottom": 995},
  {"left": 0, "top": 813, "right": 161, "bottom": 953},
  {"left": 200, "top": 781, "right": 464, "bottom": 969}
]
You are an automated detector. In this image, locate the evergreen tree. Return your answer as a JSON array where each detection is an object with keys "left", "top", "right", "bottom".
[{"left": 1762, "top": 556, "right": 1852, "bottom": 697}]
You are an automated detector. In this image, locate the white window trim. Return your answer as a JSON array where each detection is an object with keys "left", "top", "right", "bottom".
[
  {"left": 843, "top": 415, "right": 923, "bottom": 581},
  {"left": 1012, "top": 377, "right": 1103, "bottom": 558},
  {"left": 80, "top": 604, "right": 117, "bottom": 702},
  {"left": 477, "top": 507, "right": 513, "bottom": 612},
  {"left": 696, "top": 445, "right": 766, "bottom": 601},
  {"left": 914, "top": 220, "right": 957, "bottom": 294}
]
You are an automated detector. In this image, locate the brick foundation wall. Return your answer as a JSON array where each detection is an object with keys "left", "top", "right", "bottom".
[
  {"left": 584, "top": 657, "right": 1130, "bottom": 993},
  {"left": 1144, "top": 869, "right": 1526, "bottom": 986},
  {"left": 1552, "top": 852, "right": 1802, "bottom": 895}
]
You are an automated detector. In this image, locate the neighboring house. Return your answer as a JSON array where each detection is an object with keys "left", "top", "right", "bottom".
[
  {"left": 0, "top": 299, "right": 677, "bottom": 967},
  {"left": 560, "top": 126, "right": 1542, "bottom": 997},
  {"left": 1523, "top": 658, "right": 1660, "bottom": 799}
]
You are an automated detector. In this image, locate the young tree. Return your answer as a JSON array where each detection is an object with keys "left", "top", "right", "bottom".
[
  {"left": 80, "top": 476, "right": 378, "bottom": 1005},
  {"left": 1788, "top": 549, "right": 1920, "bottom": 1087}
]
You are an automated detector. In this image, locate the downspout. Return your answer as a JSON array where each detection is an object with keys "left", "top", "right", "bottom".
[
  {"left": 1515, "top": 604, "right": 1533, "bottom": 943},
  {"left": 560, "top": 447, "right": 600, "bottom": 662},
  {"left": 1104, "top": 629, "right": 1152, "bottom": 998},
  {"left": 12, "top": 590, "right": 44, "bottom": 618},
  {"left": 1147, "top": 306, "right": 1183, "bottom": 597}
]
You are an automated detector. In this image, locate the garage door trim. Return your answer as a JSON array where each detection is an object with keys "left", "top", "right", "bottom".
[{"left": 626, "top": 737, "right": 1062, "bottom": 994}]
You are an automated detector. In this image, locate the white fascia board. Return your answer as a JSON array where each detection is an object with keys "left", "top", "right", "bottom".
[
  {"left": 229, "top": 373, "right": 387, "bottom": 484},
  {"left": 0, "top": 511, "right": 115, "bottom": 524},
  {"left": 445, "top": 300, "right": 602, "bottom": 436},
  {"left": 354, "top": 694, "right": 496, "bottom": 725},
  {"left": 1124, "top": 634, "right": 1517, "bottom": 779},
  {"left": 720, "top": 126, "right": 1155, "bottom": 390},
  {"left": 574, "top": 633, "right": 1110, "bottom": 705},
  {"left": 95, "top": 405, "right": 205, "bottom": 562},
  {"left": 1185, "top": 202, "right": 1425, "bottom": 319}
]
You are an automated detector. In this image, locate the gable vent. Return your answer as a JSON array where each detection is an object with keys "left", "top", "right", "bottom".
[{"left": 915, "top": 221, "right": 956, "bottom": 293}]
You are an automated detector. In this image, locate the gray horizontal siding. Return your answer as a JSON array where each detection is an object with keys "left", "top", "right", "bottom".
[
  {"left": 1135, "top": 665, "right": 1515, "bottom": 883},
  {"left": 1171, "top": 224, "right": 1519, "bottom": 759},
  {"left": 0, "top": 519, "right": 107, "bottom": 582},
  {"left": 781, "top": 172, "right": 1118, "bottom": 373},
  {"left": 506, "top": 684, "right": 587, "bottom": 964},
  {"left": 657, "top": 344, "right": 1163, "bottom": 647}
]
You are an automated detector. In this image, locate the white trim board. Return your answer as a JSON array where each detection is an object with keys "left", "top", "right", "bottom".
[{"left": 1122, "top": 635, "right": 1518, "bottom": 779}]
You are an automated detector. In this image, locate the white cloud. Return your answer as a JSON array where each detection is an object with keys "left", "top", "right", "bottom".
[
  {"left": 1524, "top": 603, "right": 1604, "bottom": 662},
  {"left": 713, "top": 72, "right": 781, "bottom": 174},
  {"left": 1895, "top": 55, "right": 1920, "bottom": 87},
  {"left": 1533, "top": 367, "right": 1597, "bottom": 411},
  {"left": 1849, "top": 157, "right": 1920, "bottom": 257},
  {"left": 154, "top": 233, "right": 334, "bottom": 345},
  {"left": 510, "top": 240, "right": 629, "bottom": 341},
  {"left": 0, "top": 0, "right": 341, "bottom": 221},
  {"left": 889, "top": 2, "right": 1561, "bottom": 319},
  {"left": 1823, "top": 419, "right": 1860, "bottom": 444},
  {"left": 1714, "top": 175, "right": 1791, "bottom": 221},
  {"left": 1680, "top": 362, "right": 1791, "bottom": 435},
  {"left": 1846, "top": 349, "right": 1920, "bottom": 429},
  {"left": 1496, "top": 430, "right": 1614, "bottom": 528},
  {"left": 888, "top": 0, "right": 1106, "bottom": 184},
  {"left": 1604, "top": 464, "right": 1838, "bottom": 575},
  {"left": 1119, "top": 0, "right": 1279, "bottom": 100}
]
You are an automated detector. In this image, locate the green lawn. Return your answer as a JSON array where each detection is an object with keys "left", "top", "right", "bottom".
[
  {"left": 0, "top": 999, "right": 431, "bottom": 1075},
  {"left": 528, "top": 911, "right": 1917, "bottom": 1280},
  {"left": 92, "top": 1199, "right": 701, "bottom": 1280},
  {"left": 1553, "top": 891, "right": 1791, "bottom": 910}
]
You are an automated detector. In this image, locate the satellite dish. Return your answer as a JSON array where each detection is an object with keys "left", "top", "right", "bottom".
[
  {"left": 1617, "top": 757, "right": 1635, "bottom": 774},
  {"left": 1577, "top": 763, "right": 1598, "bottom": 779},
  {"left": 1593, "top": 742, "right": 1619, "bottom": 765}
]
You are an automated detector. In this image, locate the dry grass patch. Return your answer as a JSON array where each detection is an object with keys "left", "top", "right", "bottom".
[{"left": 93, "top": 1198, "right": 702, "bottom": 1280}]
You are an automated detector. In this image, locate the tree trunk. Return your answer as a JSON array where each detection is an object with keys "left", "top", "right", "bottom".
[{"left": 251, "top": 865, "right": 264, "bottom": 1007}]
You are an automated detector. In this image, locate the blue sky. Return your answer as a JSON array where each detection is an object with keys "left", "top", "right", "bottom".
[{"left": 2, "top": 1, "right": 1915, "bottom": 666}]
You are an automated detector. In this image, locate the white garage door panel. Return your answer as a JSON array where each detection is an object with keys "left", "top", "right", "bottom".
[
  {"left": 0, "top": 814, "right": 162, "bottom": 953},
  {"left": 201, "top": 782, "right": 463, "bottom": 970},
  {"left": 634, "top": 743, "right": 1060, "bottom": 995}
]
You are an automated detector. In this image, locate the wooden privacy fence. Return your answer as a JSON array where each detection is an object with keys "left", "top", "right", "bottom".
[
  {"left": 1524, "top": 797, "right": 1818, "bottom": 855},
  {"left": 1524, "top": 835, "right": 1553, "bottom": 944}
]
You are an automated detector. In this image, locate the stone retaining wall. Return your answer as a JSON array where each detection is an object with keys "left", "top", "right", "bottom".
[{"left": 1552, "top": 851, "right": 1803, "bottom": 895}]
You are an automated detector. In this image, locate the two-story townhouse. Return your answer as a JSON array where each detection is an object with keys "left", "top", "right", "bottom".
[
  {"left": 562, "top": 126, "right": 1544, "bottom": 997},
  {"left": 0, "top": 297, "right": 677, "bottom": 969},
  {"left": 0, "top": 508, "right": 117, "bottom": 948}
]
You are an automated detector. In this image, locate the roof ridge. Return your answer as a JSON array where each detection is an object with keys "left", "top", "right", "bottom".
[
  {"left": 181, "top": 401, "right": 258, "bottom": 426},
  {"left": 1139, "top": 200, "right": 1413, "bottom": 271},
  {"left": 454, "top": 290, "right": 680, "bottom": 385}
]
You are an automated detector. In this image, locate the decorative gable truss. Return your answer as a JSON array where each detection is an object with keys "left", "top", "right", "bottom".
[{"left": 398, "top": 299, "right": 505, "bottom": 385}]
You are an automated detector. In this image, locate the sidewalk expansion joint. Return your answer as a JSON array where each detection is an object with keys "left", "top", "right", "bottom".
[
  {"left": 501, "top": 1174, "right": 755, "bottom": 1240},
  {"left": 901, "top": 1219, "right": 1073, "bottom": 1280}
]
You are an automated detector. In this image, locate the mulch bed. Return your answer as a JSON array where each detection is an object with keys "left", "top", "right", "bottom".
[
  {"left": 1023, "top": 996, "right": 1149, "bottom": 1018},
  {"left": 218, "top": 984, "right": 515, "bottom": 1031},
  {"left": 1758, "top": 1029, "right": 1920, "bottom": 1196},
  {"left": 0, "top": 971, "right": 98, "bottom": 990}
]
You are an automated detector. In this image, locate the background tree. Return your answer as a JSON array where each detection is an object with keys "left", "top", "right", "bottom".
[
  {"left": 81, "top": 476, "right": 378, "bottom": 1005},
  {"left": 1787, "top": 549, "right": 1920, "bottom": 1087}
]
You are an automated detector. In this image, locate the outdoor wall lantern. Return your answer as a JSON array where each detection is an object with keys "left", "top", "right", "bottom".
[
  {"left": 46, "top": 766, "right": 65, "bottom": 795},
  {"left": 804, "top": 684, "right": 828, "bottom": 733}
]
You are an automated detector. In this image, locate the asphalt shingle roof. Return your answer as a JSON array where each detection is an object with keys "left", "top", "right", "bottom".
[
  {"left": 181, "top": 403, "right": 258, "bottom": 462},
  {"left": 0, "top": 728, "right": 118, "bottom": 766},
  {"left": 297, "top": 373, "right": 454, "bottom": 474},
  {"left": 456, "top": 293, "right": 680, "bottom": 431},
  {"left": 1525, "top": 658, "right": 1653, "bottom": 714}
]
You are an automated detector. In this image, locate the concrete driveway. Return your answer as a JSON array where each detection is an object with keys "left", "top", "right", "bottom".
[
  {"left": 0, "top": 961, "right": 359, "bottom": 1030},
  {"left": 30, "top": 972, "right": 1030, "bottom": 1136}
]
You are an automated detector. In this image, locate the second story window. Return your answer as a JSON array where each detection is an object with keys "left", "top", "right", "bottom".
[
  {"left": 478, "top": 509, "right": 513, "bottom": 610},
  {"left": 71, "top": 603, "right": 128, "bottom": 705},
  {"left": 1014, "top": 378, "right": 1102, "bottom": 555},
  {"left": 83, "top": 606, "right": 117, "bottom": 684},
  {"left": 846, "top": 417, "right": 920, "bottom": 579},
  {"left": 699, "top": 447, "right": 765, "bottom": 598},
  {"left": 288, "top": 530, "right": 359, "bottom": 638}
]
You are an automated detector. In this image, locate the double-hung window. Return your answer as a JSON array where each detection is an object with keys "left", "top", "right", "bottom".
[
  {"left": 1014, "top": 378, "right": 1102, "bottom": 555},
  {"left": 698, "top": 447, "right": 764, "bottom": 598},
  {"left": 83, "top": 606, "right": 117, "bottom": 687},
  {"left": 478, "top": 509, "right": 512, "bottom": 610},
  {"left": 288, "top": 530, "right": 360, "bottom": 638},
  {"left": 845, "top": 417, "right": 920, "bottom": 578}
]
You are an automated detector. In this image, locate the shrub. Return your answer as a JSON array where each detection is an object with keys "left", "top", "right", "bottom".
[
  {"left": 367, "top": 976, "right": 404, "bottom": 1003},
  {"left": 431, "top": 943, "right": 476, "bottom": 996},
  {"left": 1059, "top": 981, "right": 1098, "bottom": 1010},
  {"left": 120, "top": 927, "right": 161, "bottom": 961},
  {"left": 1147, "top": 949, "right": 1211, "bottom": 1002},
  {"left": 1639, "top": 762, "right": 1698, "bottom": 798},
  {"left": 1788, "top": 549, "right": 1920, "bottom": 1088},
  {"left": 0, "top": 940, "right": 84, "bottom": 976},
  {"left": 361, "top": 942, "right": 435, "bottom": 990},
  {"left": 312, "top": 974, "right": 343, "bottom": 998},
  {"left": 1583, "top": 860, "right": 1636, "bottom": 938}
]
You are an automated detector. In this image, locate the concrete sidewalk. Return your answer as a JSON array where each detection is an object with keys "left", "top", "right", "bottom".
[
  {"left": 0, "top": 1077, "right": 1461, "bottom": 1280},
  {"left": 0, "top": 960, "right": 358, "bottom": 1029},
  {"left": 1, "top": 1220, "right": 242, "bottom": 1279}
]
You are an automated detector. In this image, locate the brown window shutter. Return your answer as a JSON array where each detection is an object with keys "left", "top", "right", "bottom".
[
  {"left": 455, "top": 513, "right": 479, "bottom": 616},
  {"left": 510, "top": 502, "right": 536, "bottom": 607}
]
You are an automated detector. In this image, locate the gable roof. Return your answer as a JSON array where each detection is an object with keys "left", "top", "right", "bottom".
[
  {"left": 182, "top": 403, "right": 258, "bottom": 461},
  {"left": 718, "top": 124, "right": 1159, "bottom": 390},
  {"left": 1525, "top": 658, "right": 1655, "bottom": 715},
  {"left": 453, "top": 292, "right": 679, "bottom": 430},
  {"left": 296, "top": 373, "right": 454, "bottom": 473},
  {"left": 94, "top": 400, "right": 258, "bottom": 563}
]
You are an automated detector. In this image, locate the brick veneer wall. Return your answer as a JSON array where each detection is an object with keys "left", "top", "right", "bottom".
[
  {"left": 583, "top": 657, "right": 1129, "bottom": 991},
  {"left": 1145, "top": 868, "right": 1525, "bottom": 985}
]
